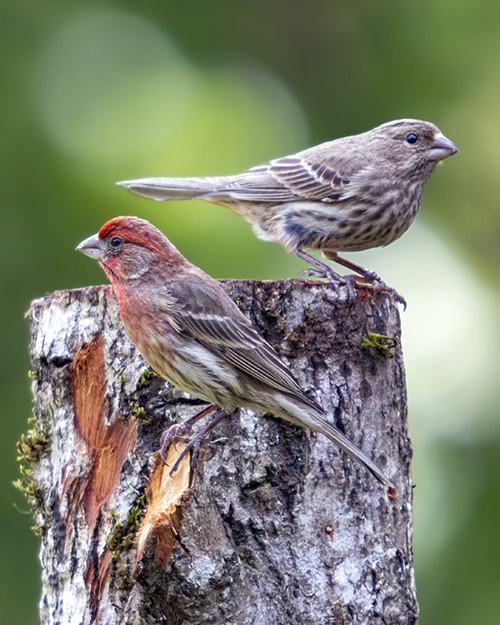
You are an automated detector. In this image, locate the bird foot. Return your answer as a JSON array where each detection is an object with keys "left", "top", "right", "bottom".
[
  {"left": 159, "top": 424, "right": 191, "bottom": 465},
  {"left": 299, "top": 267, "right": 357, "bottom": 300},
  {"left": 321, "top": 251, "right": 406, "bottom": 307},
  {"left": 161, "top": 429, "right": 205, "bottom": 476},
  {"left": 159, "top": 403, "right": 216, "bottom": 463},
  {"left": 375, "top": 281, "right": 407, "bottom": 309},
  {"left": 159, "top": 407, "right": 228, "bottom": 475},
  {"left": 354, "top": 274, "right": 407, "bottom": 309}
]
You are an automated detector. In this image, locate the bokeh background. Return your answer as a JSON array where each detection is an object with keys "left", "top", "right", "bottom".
[{"left": 2, "top": 1, "right": 499, "bottom": 623}]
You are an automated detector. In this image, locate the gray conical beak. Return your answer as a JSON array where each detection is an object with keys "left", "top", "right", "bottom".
[
  {"left": 430, "top": 132, "right": 458, "bottom": 161},
  {"left": 76, "top": 233, "right": 105, "bottom": 260}
]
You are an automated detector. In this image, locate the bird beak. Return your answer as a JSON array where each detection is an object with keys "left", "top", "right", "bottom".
[
  {"left": 429, "top": 132, "right": 458, "bottom": 161},
  {"left": 76, "top": 233, "right": 105, "bottom": 261}
]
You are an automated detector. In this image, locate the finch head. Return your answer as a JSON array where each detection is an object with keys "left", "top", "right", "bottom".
[
  {"left": 362, "top": 119, "right": 457, "bottom": 176},
  {"left": 76, "top": 216, "right": 189, "bottom": 283}
]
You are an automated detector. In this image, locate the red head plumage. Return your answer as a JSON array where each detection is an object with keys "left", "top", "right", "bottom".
[{"left": 98, "top": 216, "right": 176, "bottom": 262}]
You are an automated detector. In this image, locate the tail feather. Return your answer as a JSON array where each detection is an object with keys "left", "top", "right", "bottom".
[
  {"left": 307, "top": 411, "right": 394, "bottom": 489},
  {"left": 117, "top": 176, "right": 231, "bottom": 202}
]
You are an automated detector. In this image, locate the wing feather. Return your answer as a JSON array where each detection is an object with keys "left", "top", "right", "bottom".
[
  {"left": 163, "top": 281, "right": 320, "bottom": 411},
  {"left": 206, "top": 156, "right": 352, "bottom": 204}
]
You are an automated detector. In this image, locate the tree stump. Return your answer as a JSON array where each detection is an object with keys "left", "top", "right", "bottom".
[{"left": 26, "top": 280, "right": 417, "bottom": 625}]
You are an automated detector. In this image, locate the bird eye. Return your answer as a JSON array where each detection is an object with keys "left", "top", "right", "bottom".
[
  {"left": 406, "top": 133, "right": 418, "bottom": 145},
  {"left": 109, "top": 236, "right": 124, "bottom": 249}
]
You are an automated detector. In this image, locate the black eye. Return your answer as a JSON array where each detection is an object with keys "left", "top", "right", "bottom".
[
  {"left": 406, "top": 133, "right": 418, "bottom": 145},
  {"left": 109, "top": 236, "right": 123, "bottom": 249}
]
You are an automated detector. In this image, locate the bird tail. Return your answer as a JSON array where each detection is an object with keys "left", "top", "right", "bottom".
[
  {"left": 286, "top": 404, "right": 394, "bottom": 490},
  {"left": 116, "top": 176, "right": 231, "bottom": 202}
]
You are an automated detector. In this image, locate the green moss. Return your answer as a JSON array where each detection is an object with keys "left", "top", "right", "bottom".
[
  {"left": 107, "top": 498, "right": 147, "bottom": 592},
  {"left": 128, "top": 400, "right": 148, "bottom": 422},
  {"left": 237, "top": 551, "right": 255, "bottom": 566},
  {"left": 137, "top": 369, "right": 157, "bottom": 389},
  {"left": 12, "top": 466, "right": 43, "bottom": 508},
  {"left": 14, "top": 415, "right": 50, "bottom": 531},
  {"left": 130, "top": 402, "right": 147, "bottom": 420},
  {"left": 16, "top": 416, "right": 49, "bottom": 465},
  {"left": 107, "top": 492, "right": 146, "bottom": 558},
  {"left": 361, "top": 332, "right": 397, "bottom": 359},
  {"left": 124, "top": 369, "right": 159, "bottom": 423}
]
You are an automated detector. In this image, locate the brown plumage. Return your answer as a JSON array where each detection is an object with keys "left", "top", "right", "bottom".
[
  {"left": 117, "top": 119, "right": 457, "bottom": 299},
  {"left": 77, "top": 216, "right": 394, "bottom": 490}
]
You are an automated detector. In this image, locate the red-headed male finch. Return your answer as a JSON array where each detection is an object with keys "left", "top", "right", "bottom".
[
  {"left": 77, "top": 216, "right": 394, "bottom": 492},
  {"left": 117, "top": 119, "right": 457, "bottom": 302}
]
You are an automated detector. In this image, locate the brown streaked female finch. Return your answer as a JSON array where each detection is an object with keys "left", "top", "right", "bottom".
[
  {"left": 117, "top": 119, "right": 457, "bottom": 302},
  {"left": 77, "top": 216, "right": 394, "bottom": 491}
]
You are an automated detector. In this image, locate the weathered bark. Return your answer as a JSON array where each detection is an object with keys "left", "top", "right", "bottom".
[{"left": 27, "top": 280, "right": 417, "bottom": 625}]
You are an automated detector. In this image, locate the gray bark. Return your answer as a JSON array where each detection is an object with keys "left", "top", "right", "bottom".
[{"left": 27, "top": 280, "right": 417, "bottom": 625}]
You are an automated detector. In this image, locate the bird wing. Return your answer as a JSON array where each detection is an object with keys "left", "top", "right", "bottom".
[
  {"left": 162, "top": 280, "right": 321, "bottom": 411},
  {"left": 207, "top": 154, "right": 354, "bottom": 204}
]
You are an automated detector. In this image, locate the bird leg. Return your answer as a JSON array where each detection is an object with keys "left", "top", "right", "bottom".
[
  {"left": 323, "top": 250, "right": 407, "bottom": 307},
  {"left": 295, "top": 249, "right": 357, "bottom": 300},
  {"left": 160, "top": 405, "right": 228, "bottom": 475},
  {"left": 160, "top": 403, "right": 217, "bottom": 455}
]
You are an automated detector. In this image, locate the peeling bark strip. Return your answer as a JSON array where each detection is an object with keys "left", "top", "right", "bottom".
[
  {"left": 68, "top": 335, "right": 138, "bottom": 531},
  {"left": 135, "top": 446, "right": 191, "bottom": 568},
  {"left": 69, "top": 335, "right": 108, "bottom": 456},
  {"left": 28, "top": 281, "right": 418, "bottom": 625}
]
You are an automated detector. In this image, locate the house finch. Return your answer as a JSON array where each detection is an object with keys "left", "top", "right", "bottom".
[
  {"left": 77, "top": 216, "right": 394, "bottom": 490},
  {"left": 117, "top": 119, "right": 457, "bottom": 300}
]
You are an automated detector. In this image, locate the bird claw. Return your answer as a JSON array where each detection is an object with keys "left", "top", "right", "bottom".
[
  {"left": 299, "top": 264, "right": 405, "bottom": 307},
  {"left": 299, "top": 266, "right": 357, "bottom": 300},
  {"left": 320, "top": 251, "right": 407, "bottom": 307},
  {"left": 336, "top": 274, "right": 358, "bottom": 301},
  {"left": 159, "top": 407, "right": 228, "bottom": 476},
  {"left": 159, "top": 421, "right": 207, "bottom": 476},
  {"left": 164, "top": 431, "right": 204, "bottom": 476},
  {"left": 299, "top": 267, "right": 322, "bottom": 280},
  {"left": 376, "top": 283, "right": 407, "bottom": 309},
  {"left": 159, "top": 423, "right": 192, "bottom": 465},
  {"left": 358, "top": 275, "right": 407, "bottom": 309}
]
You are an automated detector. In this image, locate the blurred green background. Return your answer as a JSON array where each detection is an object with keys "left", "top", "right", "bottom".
[{"left": 2, "top": 1, "right": 499, "bottom": 623}]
